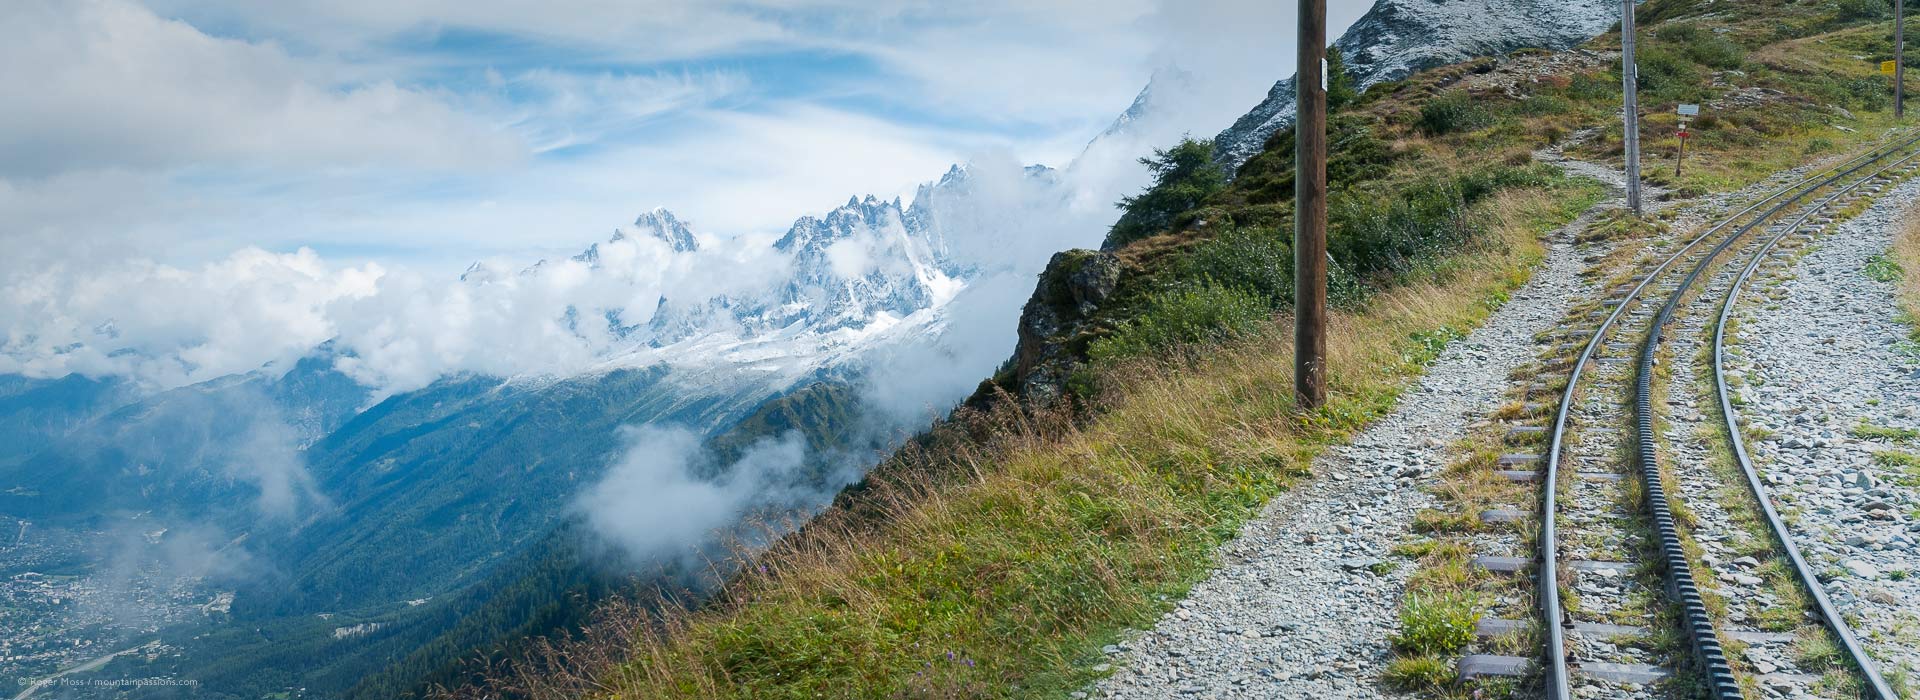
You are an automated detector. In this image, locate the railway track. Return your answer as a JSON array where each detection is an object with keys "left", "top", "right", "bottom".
[
  {"left": 1455, "top": 133, "right": 1920, "bottom": 699},
  {"left": 1706, "top": 147, "right": 1920, "bottom": 700}
]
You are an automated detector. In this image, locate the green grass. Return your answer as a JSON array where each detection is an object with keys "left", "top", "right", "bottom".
[
  {"left": 1088, "top": 284, "right": 1268, "bottom": 363},
  {"left": 1866, "top": 253, "right": 1904, "bottom": 283},
  {"left": 1874, "top": 450, "right": 1920, "bottom": 486},
  {"left": 1854, "top": 422, "right": 1920, "bottom": 443},
  {"left": 1794, "top": 632, "right": 1843, "bottom": 671},
  {"left": 1392, "top": 592, "right": 1482, "bottom": 656},
  {"left": 1564, "top": 0, "right": 1912, "bottom": 195},
  {"left": 1418, "top": 91, "right": 1494, "bottom": 136},
  {"left": 1384, "top": 655, "right": 1458, "bottom": 692}
]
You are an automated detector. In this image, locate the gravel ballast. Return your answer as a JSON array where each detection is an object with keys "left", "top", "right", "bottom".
[{"left": 1724, "top": 176, "right": 1920, "bottom": 684}]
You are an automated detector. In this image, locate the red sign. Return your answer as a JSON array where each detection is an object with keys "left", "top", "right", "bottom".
[{"left": 1678, "top": 131, "right": 1690, "bottom": 138}]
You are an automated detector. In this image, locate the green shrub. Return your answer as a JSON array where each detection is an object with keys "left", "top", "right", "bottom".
[
  {"left": 1866, "top": 253, "right": 1904, "bottom": 283},
  {"left": 1330, "top": 177, "right": 1477, "bottom": 282},
  {"left": 1392, "top": 592, "right": 1481, "bottom": 655},
  {"left": 1177, "top": 226, "right": 1294, "bottom": 306},
  {"left": 1846, "top": 76, "right": 1893, "bottom": 111},
  {"left": 1689, "top": 39, "right": 1747, "bottom": 71},
  {"left": 1327, "top": 47, "right": 1360, "bottom": 113},
  {"left": 1834, "top": 0, "right": 1892, "bottom": 20},
  {"left": 1234, "top": 114, "right": 1398, "bottom": 206},
  {"left": 1659, "top": 23, "right": 1749, "bottom": 70},
  {"left": 1567, "top": 72, "right": 1617, "bottom": 101},
  {"left": 1088, "top": 284, "right": 1269, "bottom": 363},
  {"left": 1417, "top": 90, "right": 1493, "bottom": 136},
  {"left": 1329, "top": 117, "right": 1397, "bottom": 184},
  {"left": 1105, "top": 139, "right": 1228, "bottom": 250},
  {"left": 1635, "top": 44, "right": 1704, "bottom": 101}
]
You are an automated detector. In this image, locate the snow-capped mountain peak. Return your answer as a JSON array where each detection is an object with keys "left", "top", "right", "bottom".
[
  {"left": 631, "top": 207, "right": 700, "bottom": 253},
  {"left": 1094, "top": 66, "right": 1196, "bottom": 144}
]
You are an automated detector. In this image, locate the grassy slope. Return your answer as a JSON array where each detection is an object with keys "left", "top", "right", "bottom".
[
  {"left": 593, "top": 186, "right": 1596, "bottom": 700},
  {"left": 511, "top": 1, "right": 1917, "bottom": 698}
]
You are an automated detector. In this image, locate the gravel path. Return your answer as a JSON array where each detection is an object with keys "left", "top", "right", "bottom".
[
  {"left": 1086, "top": 170, "right": 1616, "bottom": 700},
  {"left": 1725, "top": 176, "right": 1920, "bottom": 685}
]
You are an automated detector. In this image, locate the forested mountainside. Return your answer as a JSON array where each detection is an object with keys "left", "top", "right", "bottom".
[{"left": 0, "top": 176, "right": 968, "bottom": 699}]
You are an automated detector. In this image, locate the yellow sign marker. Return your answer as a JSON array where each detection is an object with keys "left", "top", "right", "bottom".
[{"left": 1885, "top": 60, "right": 1899, "bottom": 76}]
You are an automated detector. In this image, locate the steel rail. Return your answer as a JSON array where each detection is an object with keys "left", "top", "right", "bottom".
[
  {"left": 1709, "top": 145, "right": 1920, "bottom": 700},
  {"left": 1628, "top": 132, "right": 1920, "bottom": 698},
  {"left": 1538, "top": 131, "right": 1917, "bottom": 699}
]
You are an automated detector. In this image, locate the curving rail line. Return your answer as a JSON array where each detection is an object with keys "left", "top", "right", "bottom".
[
  {"left": 1706, "top": 144, "right": 1920, "bottom": 700},
  {"left": 1537, "top": 130, "right": 1920, "bottom": 699}
]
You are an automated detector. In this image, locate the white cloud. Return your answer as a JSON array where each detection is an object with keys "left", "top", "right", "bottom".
[
  {"left": 583, "top": 104, "right": 975, "bottom": 235},
  {"left": 146, "top": 0, "right": 805, "bottom": 62},
  {"left": 0, "top": 206, "right": 802, "bottom": 394},
  {"left": 227, "top": 411, "right": 331, "bottom": 520},
  {"left": 0, "top": 0, "right": 526, "bottom": 179},
  {"left": 824, "top": 237, "right": 874, "bottom": 278},
  {"left": 144, "top": 0, "right": 1167, "bottom": 129},
  {"left": 830, "top": 0, "right": 1159, "bottom": 127},
  {"left": 578, "top": 426, "right": 847, "bottom": 562},
  {"left": 496, "top": 68, "right": 753, "bottom": 153},
  {"left": 0, "top": 247, "right": 381, "bottom": 388},
  {"left": 0, "top": 103, "right": 972, "bottom": 298},
  {"left": 0, "top": 0, "right": 1331, "bottom": 280}
]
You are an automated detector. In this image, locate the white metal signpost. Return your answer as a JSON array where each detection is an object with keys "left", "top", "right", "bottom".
[{"left": 1676, "top": 103, "right": 1700, "bottom": 177}]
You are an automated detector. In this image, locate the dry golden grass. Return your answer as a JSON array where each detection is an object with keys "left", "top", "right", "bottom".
[{"left": 1897, "top": 213, "right": 1920, "bottom": 333}]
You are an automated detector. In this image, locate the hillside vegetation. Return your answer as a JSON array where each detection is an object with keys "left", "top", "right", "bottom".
[{"left": 485, "top": 1, "right": 1917, "bottom": 697}]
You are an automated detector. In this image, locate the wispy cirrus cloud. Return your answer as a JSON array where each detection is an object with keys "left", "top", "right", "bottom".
[{"left": 487, "top": 68, "right": 754, "bottom": 153}]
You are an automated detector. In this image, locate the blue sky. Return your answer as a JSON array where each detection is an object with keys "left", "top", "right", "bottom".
[{"left": 0, "top": 0, "right": 1371, "bottom": 276}]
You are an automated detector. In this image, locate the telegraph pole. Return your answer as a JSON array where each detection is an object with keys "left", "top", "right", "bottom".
[
  {"left": 1622, "top": 0, "right": 1643, "bottom": 216},
  {"left": 1295, "top": 0, "right": 1328, "bottom": 411},
  {"left": 1899, "top": 0, "right": 1907, "bottom": 120}
]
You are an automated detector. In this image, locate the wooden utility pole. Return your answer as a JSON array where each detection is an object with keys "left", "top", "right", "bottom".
[
  {"left": 1899, "top": 0, "right": 1907, "bottom": 120},
  {"left": 1622, "top": 0, "right": 1643, "bottom": 216},
  {"left": 1294, "top": 0, "right": 1328, "bottom": 411}
]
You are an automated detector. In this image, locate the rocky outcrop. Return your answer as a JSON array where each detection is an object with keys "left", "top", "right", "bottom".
[
  {"left": 1009, "top": 250, "right": 1121, "bottom": 404},
  {"left": 1212, "top": 0, "right": 1619, "bottom": 170}
]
